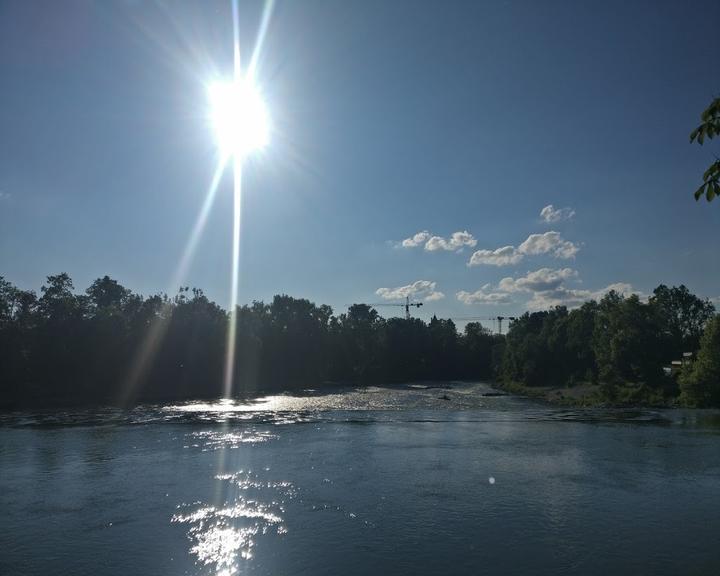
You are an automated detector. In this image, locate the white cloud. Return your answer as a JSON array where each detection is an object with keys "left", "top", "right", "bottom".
[
  {"left": 498, "top": 267, "right": 578, "bottom": 293},
  {"left": 467, "top": 231, "right": 579, "bottom": 267},
  {"left": 525, "top": 283, "right": 641, "bottom": 310},
  {"left": 489, "top": 268, "right": 641, "bottom": 310},
  {"left": 376, "top": 280, "right": 445, "bottom": 302},
  {"left": 458, "top": 267, "right": 641, "bottom": 310},
  {"left": 425, "top": 291, "right": 446, "bottom": 302},
  {"left": 525, "top": 287, "right": 595, "bottom": 310},
  {"left": 400, "top": 230, "right": 476, "bottom": 252},
  {"left": 467, "top": 246, "right": 523, "bottom": 267},
  {"left": 540, "top": 204, "right": 575, "bottom": 223},
  {"left": 401, "top": 230, "right": 431, "bottom": 248},
  {"left": 518, "top": 231, "right": 579, "bottom": 259},
  {"left": 424, "top": 230, "right": 477, "bottom": 252},
  {"left": 457, "top": 284, "right": 512, "bottom": 305}
]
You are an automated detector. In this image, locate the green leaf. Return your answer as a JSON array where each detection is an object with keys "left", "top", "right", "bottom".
[
  {"left": 694, "top": 183, "right": 706, "bottom": 201},
  {"left": 707, "top": 184, "right": 716, "bottom": 202}
]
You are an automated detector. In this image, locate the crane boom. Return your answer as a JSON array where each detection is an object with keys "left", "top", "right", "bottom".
[{"left": 367, "top": 296, "right": 423, "bottom": 319}]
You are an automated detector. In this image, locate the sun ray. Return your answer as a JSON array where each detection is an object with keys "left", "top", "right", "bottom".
[
  {"left": 247, "top": 0, "right": 276, "bottom": 80},
  {"left": 120, "top": 301, "right": 172, "bottom": 405},
  {"left": 121, "top": 157, "right": 226, "bottom": 404},
  {"left": 223, "top": 158, "right": 243, "bottom": 399},
  {"left": 232, "top": 0, "right": 241, "bottom": 78},
  {"left": 126, "top": 0, "right": 273, "bottom": 405},
  {"left": 173, "top": 157, "right": 228, "bottom": 289}
]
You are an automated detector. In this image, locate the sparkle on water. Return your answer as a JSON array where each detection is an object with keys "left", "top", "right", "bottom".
[
  {"left": 172, "top": 452, "right": 293, "bottom": 575},
  {"left": 3, "top": 383, "right": 720, "bottom": 576}
]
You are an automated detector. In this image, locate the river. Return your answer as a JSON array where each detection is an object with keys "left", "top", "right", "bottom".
[{"left": 1, "top": 382, "right": 719, "bottom": 575}]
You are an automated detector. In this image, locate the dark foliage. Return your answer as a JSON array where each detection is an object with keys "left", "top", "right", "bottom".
[
  {"left": 679, "top": 316, "right": 720, "bottom": 407},
  {"left": 2, "top": 275, "right": 716, "bottom": 408},
  {"left": 0, "top": 274, "right": 503, "bottom": 408},
  {"left": 500, "top": 286, "right": 717, "bottom": 404}
]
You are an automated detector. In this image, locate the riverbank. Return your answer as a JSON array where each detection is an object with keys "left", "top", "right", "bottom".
[
  {"left": 496, "top": 380, "right": 676, "bottom": 408},
  {"left": 1, "top": 379, "right": 683, "bottom": 411}
]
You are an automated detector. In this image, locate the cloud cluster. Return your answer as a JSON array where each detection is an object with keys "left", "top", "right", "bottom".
[
  {"left": 391, "top": 214, "right": 648, "bottom": 313},
  {"left": 401, "top": 230, "right": 477, "bottom": 252},
  {"left": 523, "top": 281, "right": 637, "bottom": 311},
  {"left": 467, "top": 246, "right": 523, "bottom": 266},
  {"left": 467, "top": 231, "right": 579, "bottom": 267},
  {"left": 401, "top": 231, "right": 431, "bottom": 248},
  {"left": 456, "top": 284, "right": 512, "bottom": 305},
  {"left": 457, "top": 267, "right": 640, "bottom": 310},
  {"left": 540, "top": 204, "right": 575, "bottom": 223},
  {"left": 518, "top": 231, "right": 579, "bottom": 259},
  {"left": 498, "top": 267, "right": 577, "bottom": 293},
  {"left": 376, "top": 280, "right": 445, "bottom": 302}
]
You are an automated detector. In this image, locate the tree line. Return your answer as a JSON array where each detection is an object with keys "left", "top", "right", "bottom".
[
  {"left": 0, "top": 273, "right": 504, "bottom": 408},
  {"left": 501, "top": 285, "right": 719, "bottom": 406},
  {"left": 1, "top": 274, "right": 718, "bottom": 408}
]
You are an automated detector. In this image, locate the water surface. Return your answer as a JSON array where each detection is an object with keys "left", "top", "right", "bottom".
[{"left": 2, "top": 382, "right": 719, "bottom": 575}]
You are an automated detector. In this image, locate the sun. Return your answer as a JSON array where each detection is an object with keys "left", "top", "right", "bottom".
[{"left": 208, "top": 78, "right": 269, "bottom": 159}]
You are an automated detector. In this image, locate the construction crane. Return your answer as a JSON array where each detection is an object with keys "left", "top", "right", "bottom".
[
  {"left": 496, "top": 316, "right": 517, "bottom": 335},
  {"left": 366, "top": 296, "right": 424, "bottom": 320}
]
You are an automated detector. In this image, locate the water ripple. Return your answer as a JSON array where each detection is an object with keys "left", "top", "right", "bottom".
[
  {"left": 3, "top": 382, "right": 715, "bottom": 430},
  {"left": 184, "top": 430, "right": 279, "bottom": 451},
  {"left": 172, "top": 472, "right": 291, "bottom": 574}
]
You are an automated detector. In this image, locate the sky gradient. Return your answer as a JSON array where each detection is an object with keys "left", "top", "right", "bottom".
[{"left": 1, "top": 0, "right": 719, "bottom": 324}]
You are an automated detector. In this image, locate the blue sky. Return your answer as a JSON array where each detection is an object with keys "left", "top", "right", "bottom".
[{"left": 1, "top": 0, "right": 719, "bottom": 323}]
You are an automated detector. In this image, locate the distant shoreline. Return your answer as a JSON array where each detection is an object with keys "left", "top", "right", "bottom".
[
  {"left": 496, "top": 380, "right": 676, "bottom": 408},
  {"left": 0, "top": 379, "right": 685, "bottom": 412}
]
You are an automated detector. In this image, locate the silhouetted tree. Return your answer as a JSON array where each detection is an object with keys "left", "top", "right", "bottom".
[
  {"left": 0, "top": 273, "right": 713, "bottom": 408},
  {"left": 330, "top": 304, "right": 383, "bottom": 382},
  {"left": 649, "top": 284, "right": 715, "bottom": 362},
  {"left": 459, "top": 322, "right": 497, "bottom": 379},
  {"left": 565, "top": 301, "right": 599, "bottom": 384},
  {"left": 428, "top": 316, "right": 459, "bottom": 379},
  {"left": 379, "top": 318, "right": 431, "bottom": 382},
  {"left": 593, "top": 293, "right": 665, "bottom": 388},
  {"left": 499, "top": 286, "right": 713, "bottom": 397}
]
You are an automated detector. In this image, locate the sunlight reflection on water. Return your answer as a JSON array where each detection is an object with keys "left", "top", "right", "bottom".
[
  {"left": 3, "top": 382, "right": 720, "bottom": 576},
  {"left": 168, "top": 398, "right": 282, "bottom": 413},
  {"left": 163, "top": 382, "right": 489, "bottom": 416},
  {"left": 184, "top": 430, "right": 279, "bottom": 450},
  {"left": 172, "top": 428, "right": 293, "bottom": 574},
  {"left": 161, "top": 383, "right": 691, "bottom": 575},
  {"left": 2, "top": 383, "right": 694, "bottom": 430}
]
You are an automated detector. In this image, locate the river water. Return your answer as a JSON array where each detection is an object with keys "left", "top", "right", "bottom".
[{"left": 1, "top": 382, "right": 719, "bottom": 575}]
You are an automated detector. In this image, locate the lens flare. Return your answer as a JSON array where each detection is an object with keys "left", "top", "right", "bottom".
[
  {"left": 208, "top": 79, "right": 269, "bottom": 159},
  {"left": 223, "top": 158, "right": 242, "bottom": 399},
  {"left": 121, "top": 157, "right": 226, "bottom": 405}
]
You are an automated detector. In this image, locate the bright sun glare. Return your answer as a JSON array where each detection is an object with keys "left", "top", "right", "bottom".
[{"left": 208, "top": 78, "right": 269, "bottom": 158}]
